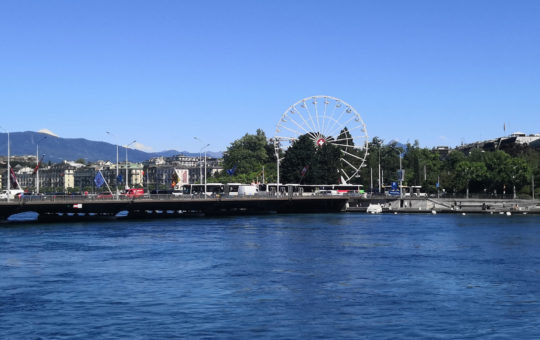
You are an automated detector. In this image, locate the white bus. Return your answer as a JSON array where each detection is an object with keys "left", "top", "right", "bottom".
[{"left": 173, "top": 183, "right": 225, "bottom": 196}]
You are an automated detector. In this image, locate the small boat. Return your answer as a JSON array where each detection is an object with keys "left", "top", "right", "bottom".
[{"left": 366, "top": 203, "right": 382, "bottom": 214}]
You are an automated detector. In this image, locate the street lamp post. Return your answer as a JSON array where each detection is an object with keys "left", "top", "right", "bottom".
[
  {"left": 275, "top": 145, "right": 280, "bottom": 194},
  {"left": 106, "top": 132, "right": 121, "bottom": 199},
  {"left": 1, "top": 127, "right": 10, "bottom": 202},
  {"left": 124, "top": 140, "right": 136, "bottom": 191},
  {"left": 204, "top": 145, "right": 209, "bottom": 195},
  {"left": 194, "top": 137, "right": 210, "bottom": 195},
  {"left": 378, "top": 146, "right": 381, "bottom": 193},
  {"left": 399, "top": 152, "right": 403, "bottom": 199},
  {"left": 370, "top": 167, "right": 373, "bottom": 194},
  {"left": 6, "top": 131, "right": 9, "bottom": 202},
  {"left": 35, "top": 136, "right": 47, "bottom": 194},
  {"left": 273, "top": 139, "right": 285, "bottom": 195}
]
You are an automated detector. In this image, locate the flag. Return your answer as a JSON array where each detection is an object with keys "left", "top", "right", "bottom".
[
  {"left": 504, "top": 123, "right": 506, "bottom": 132},
  {"left": 117, "top": 174, "right": 123, "bottom": 184},
  {"left": 33, "top": 155, "right": 45, "bottom": 175},
  {"left": 227, "top": 165, "right": 237, "bottom": 175},
  {"left": 300, "top": 165, "right": 309, "bottom": 178},
  {"left": 9, "top": 167, "right": 19, "bottom": 189},
  {"left": 94, "top": 171, "right": 105, "bottom": 188}
]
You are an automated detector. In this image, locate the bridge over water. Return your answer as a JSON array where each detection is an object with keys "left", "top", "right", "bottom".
[{"left": 0, "top": 195, "right": 349, "bottom": 222}]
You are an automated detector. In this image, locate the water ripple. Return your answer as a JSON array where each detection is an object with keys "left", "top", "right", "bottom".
[{"left": 1, "top": 214, "right": 540, "bottom": 338}]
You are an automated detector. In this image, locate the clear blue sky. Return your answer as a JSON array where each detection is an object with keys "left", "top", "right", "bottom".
[{"left": 1, "top": 0, "right": 539, "bottom": 153}]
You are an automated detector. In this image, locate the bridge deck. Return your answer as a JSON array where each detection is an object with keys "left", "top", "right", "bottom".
[{"left": 0, "top": 195, "right": 349, "bottom": 222}]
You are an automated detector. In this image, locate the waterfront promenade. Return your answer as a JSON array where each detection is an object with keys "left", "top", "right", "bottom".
[{"left": 348, "top": 196, "right": 540, "bottom": 215}]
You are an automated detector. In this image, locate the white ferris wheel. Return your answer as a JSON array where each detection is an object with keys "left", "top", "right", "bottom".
[{"left": 274, "top": 95, "right": 369, "bottom": 183}]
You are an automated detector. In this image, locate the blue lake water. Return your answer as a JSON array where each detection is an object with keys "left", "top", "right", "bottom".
[{"left": 1, "top": 213, "right": 540, "bottom": 339}]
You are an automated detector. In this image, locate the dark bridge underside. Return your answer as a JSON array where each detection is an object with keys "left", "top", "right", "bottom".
[{"left": 0, "top": 197, "right": 348, "bottom": 222}]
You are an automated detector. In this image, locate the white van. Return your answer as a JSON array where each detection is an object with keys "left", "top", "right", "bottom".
[{"left": 238, "top": 185, "right": 258, "bottom": 196}]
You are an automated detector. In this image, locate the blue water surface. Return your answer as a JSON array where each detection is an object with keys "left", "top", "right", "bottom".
[{"left": 1, "top": 213, "right": 540, "bottom": 339}]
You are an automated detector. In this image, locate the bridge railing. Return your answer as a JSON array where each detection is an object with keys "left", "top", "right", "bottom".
[{"left": 7, "top": 191, "right": 360, "bottom": 203}]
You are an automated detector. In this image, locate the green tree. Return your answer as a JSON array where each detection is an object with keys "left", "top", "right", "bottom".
[
  {"left": 441, "top": 150, "right": 466, "bottom": 194},
  {"left": 214, "top": 129, "right": 273, "bottom": 183},
  {"left": 455, "top": 161, "right": 487, "bottom": 198},
  {"left": 483, "top": 150, "right": 511, "bottom": 194},
  {"left": 506, "top": 157, "right": 532, "bottom": 198},
  {"left": 280, "top": 134, "right": 316, "bottom": 183},
  {"left": 312, "top": 142, "right": 341, "bottom": 184},
  {"left": 222, "top": 129, "right": 268, "bottom": 173}
]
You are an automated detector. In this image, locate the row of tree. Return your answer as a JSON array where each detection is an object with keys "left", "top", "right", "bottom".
[
  {"left": 211, "top": 128, "right": 540, "bottom": 198},
  {"left": 360, "top": 139, "right": 537, "bottom": 197}
]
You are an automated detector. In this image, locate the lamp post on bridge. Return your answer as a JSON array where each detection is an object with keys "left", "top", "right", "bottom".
[
  {"left": 0, "top": 127, "right": 10, "bottom": 202},
  {"left": 106, "top": 132, "right": 121, "bottom": 199},
  {"left": 125, "top": 140, "right": 136, "bottom": 191},
  {"left": 194, "top": 137, "right": 210, "bottom": 196},
  {"left": 35, "top": 136, "right": 47, "bottom": 194},
  {"left": 275, "top": 141, "right": 281, "bottom": 194}
]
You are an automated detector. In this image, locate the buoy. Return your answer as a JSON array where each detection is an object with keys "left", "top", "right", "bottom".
[
  {"left": 431, "top": 210, "right": 437, "bottom": 214},
  {"left": 394, "top": 212, "right": 398, "bottom": 215},
  {"left": 462, "top": 212, "right": 466, "bottom": 216},
  {"left": 506, "top": 211, "right": 511, "bottom": 216}
]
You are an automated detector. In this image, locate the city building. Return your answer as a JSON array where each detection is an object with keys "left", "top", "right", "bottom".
[
  {"left": 143, "top": 154, "right": 223, "bottom": 190},
  {"left": 2, "top": 154, "right": 223, "bottom": 193},
  {"left": 457, "top": 132, "right": 540, "bottom": 154}
]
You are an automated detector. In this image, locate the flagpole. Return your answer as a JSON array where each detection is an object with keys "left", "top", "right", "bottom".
[
  {"left": 7, "top": 130, "right": 10, "bottom": 203},
  {"left": 99, "top": 170, "right": 114, "bottom": 196},
  {"left": 36, "top": 144, "right": 39, "bottom": 194},
  {"left": 116, "top": 144, "right": 119, "bottom": 200}
]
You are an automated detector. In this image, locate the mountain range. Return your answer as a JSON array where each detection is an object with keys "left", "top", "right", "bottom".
[{"left": 0, "top": 131, "right": 223, "bottom": 163}]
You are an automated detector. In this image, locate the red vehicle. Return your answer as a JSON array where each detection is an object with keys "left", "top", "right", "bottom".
[{"left": 124, "top": 188, "right": 145, "bottom": 198}]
